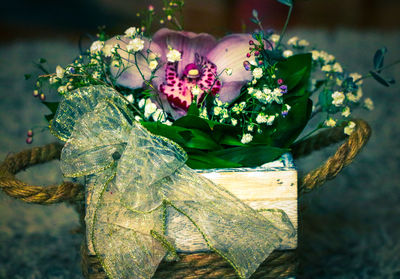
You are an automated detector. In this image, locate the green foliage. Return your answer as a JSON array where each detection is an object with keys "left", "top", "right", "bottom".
[
  {"left": 277, "top": 53, "right": 312, "bottom": 91},
  {"left": 276, "top": 0, "right": 293, "bottom": 7},
  {"left": 373, "top": 47, "right": 387, "bottom": 71}
]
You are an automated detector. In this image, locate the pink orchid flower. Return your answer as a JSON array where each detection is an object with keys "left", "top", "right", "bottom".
[{"left": 107, "top": 28, "right": 252, "bottom": 118}]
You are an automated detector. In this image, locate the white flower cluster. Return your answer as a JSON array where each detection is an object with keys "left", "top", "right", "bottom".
[
  {"left": 213, "top": 99, "right": 229, "bottom": 121},
  {"left": 166, "top": 49, "right": 182, "bottom": 62},
  {"left": 256, "top": 113, "right": 276, "bottom": 125},
  {"left": 138, "top": 98, "right": 171, "bottom": 124},
  {"left": 287, "top": 36, "right": 309, "bottom": 47},
  {"left": 311, "top": 50, "right": 335, "bottom": 64},
  {"left": 127, "top": 37, "right": 145, "bottom": 53},
  {"left": 248, "top": 87, "right": 283, "bottom": 105}
]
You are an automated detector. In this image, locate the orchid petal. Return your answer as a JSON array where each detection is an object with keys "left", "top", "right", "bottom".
[
  {"left": 217, "top": 81, "right": 247, "bottom": 103},
  {"left": 152, "top": 28, "right": 217, "bottom": 76},
  {"left": 207, "top": 34, "right": 253, "bottom": 83},
  {"left": 106, "top": 36, "right": 163, "bottom": 89}
]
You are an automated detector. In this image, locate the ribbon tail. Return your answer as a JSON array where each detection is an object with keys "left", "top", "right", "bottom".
[
  {"left": 91, "top": 177, "right": 167, "bottom": 279},
  {"left": 163, "top": 166, "right": 296, "bottom": 279}
]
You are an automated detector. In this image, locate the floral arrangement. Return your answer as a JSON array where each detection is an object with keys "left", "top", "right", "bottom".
[{"left": 25, "top": 0, "right": 396, "bottom": 169}]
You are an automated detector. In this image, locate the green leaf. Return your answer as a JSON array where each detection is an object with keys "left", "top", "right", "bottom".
[
  {"left": 209, "top": 146, "right": 289, "bottom": 167},
  {"left": 173, "top": 115, "right": 211, "bottom": 133},
  {"left": 276, "top": 0, "right": 293, "bottom": 7},
  {"left": 186, "top": 152, "right": 242, "bottom": 169},
  {"left": 187, "top": 103, "right": 200, "bottom": 116},
  {"left": 42, "top": 102, "right": 59, "bottom": 114},
  {"left": 272, "top": 94, "right": 313, "bottom": 147},
  {"left": 277, "top": 53, "right": 312, "bottom": 91},
  {"left": 142, "top": 122, "right": 220, "bottom": 151},
  {"left": 373, "top": 47, "right": 387, "bottom": 71},
  {"left": 370, "top": 71, "right": 390, "bottom": 87},
  {"left": 218, "top": 135, "right": 246, "bottom": 147}
]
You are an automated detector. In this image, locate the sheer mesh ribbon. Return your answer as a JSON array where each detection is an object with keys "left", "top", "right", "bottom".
[{"left": 51, "top": 85, "right": 296, "bottom": 279}]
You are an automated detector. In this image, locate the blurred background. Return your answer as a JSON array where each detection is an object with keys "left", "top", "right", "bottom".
[{"left": 0, "top": 0, "right": 399, "bottom": 278}]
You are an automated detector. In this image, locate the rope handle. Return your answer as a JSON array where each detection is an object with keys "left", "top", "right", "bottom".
[
  {"left": 0, "top": 142, "right": 83, "bottom": 204},
  {"left": 292, "top": 119, "right": 371, "bottom": 194},
  {"left": 0, "top": 119, "right": 371, "bottom": 204}
]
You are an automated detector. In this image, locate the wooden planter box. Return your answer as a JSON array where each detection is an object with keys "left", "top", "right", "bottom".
[{"left": 86, "top": 153, "right": 297, "bottom": 255}]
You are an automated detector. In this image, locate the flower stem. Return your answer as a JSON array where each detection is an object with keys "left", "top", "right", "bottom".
[
  {"left": 355, "top": 59, "right": 400, "bottom": 83},
  {"left": 276, "top": 4, "right": 293, "bottom": 48}
]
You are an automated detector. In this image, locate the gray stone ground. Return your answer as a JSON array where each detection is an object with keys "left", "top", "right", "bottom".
[{"left": 0, "top": 29, "right": 399, "bottom": 278}]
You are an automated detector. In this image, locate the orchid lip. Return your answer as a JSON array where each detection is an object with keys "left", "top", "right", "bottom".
[{"left": 183, "top": 63, "right": 201, "bottom": 79}]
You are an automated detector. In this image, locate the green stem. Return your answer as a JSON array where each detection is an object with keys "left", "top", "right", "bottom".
[
  {"left": 276, "top": 4, "right": 293, "bottom": 48},
  {"left": 355, "top": 59, "right": 400, "bottom": 83}
]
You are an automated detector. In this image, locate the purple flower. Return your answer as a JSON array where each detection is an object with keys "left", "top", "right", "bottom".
[
  {"left": 279, "top": 85, "right": 288, "bottom": 94},
  {"left": 107, "top": 28, "right": 253, "bottom": 118}
]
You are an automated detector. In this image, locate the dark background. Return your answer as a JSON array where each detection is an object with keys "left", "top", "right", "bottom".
[{"left": 0, "top": 0, "right": 399, "bottom": 278}]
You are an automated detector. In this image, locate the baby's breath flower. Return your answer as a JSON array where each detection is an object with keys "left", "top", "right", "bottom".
[
  {"left": 134, "top": 115, "right": 142, "bottom": 122},
  {"left": 267, "top": 115, "right": 276, "bottom": 125},
  {"left": 252, "top": 67, "right": 263, "bottom": 79},
  {"left": 332, "top": 91, "right": 345, "bottom": 106},
  {"left": 127, "top": 38, "right": 145, "bottom": 52},
  {"left": 152, "top": 108, "right": 166, "bottom": 122},
  {"left": 225, "top": 68, "right": 233, "bottom": 76},
  {"left": 231, "top": 118, "right": 238, "bottom": 126},
  {"left": 247, "top": 124, "right": 254, "bottom": 132},
  {"left": 56, "top": 65, "right": 65, "bottom": 79},
  {"left": 148, "top": 60, "right": 158, "bottom": 71},
  {"left": 256, "top": 113, "right": 267, "bottom": 124},
  {"left": 321, "top": 65, "right": 332, "bottom": 72},
  {"left": 332, "top": 62, "right": 343, "bottom": 73},
  {"left": 124, "top": 27, "right": 137, "bottom": 38},
  {"left": 111, "top": 60, "right": 120, "bottom": 68},
  {"left": 102, "top": 44, "right": 113, "bottom": 57},
  {"left": 90, "top": 41, "right": 104, "bottom": 54},
  {"left": 249, "top": 59, "right": 257, "bottom": 66},
  {"left": 346, "top": 87, "right": 363, "bottom": 102},
  {"left": 283, "top": 50, "right": 293, "bottom": 58},
  {"left": 311, "top": 50, "right": 320, "bottom": 61},
  {"left": 49, "top": 76, "right": 57, "bottom": 84},
  {"left": 138, "top": 98, "right": 146, "bottom": 108},
  {"left": 92, "top": 72, "right": 100, "bottom": 79},
  {"left": 270, "top": 34, "right": 280, "bottom": 43},
  {"left": 144, "top": 99, "right": 157, "bottom": 118},
  {"left": 164, "top": 120, "right": 173, "bottom": 126},
  {"left": 287, "top": 36, "right": 299, "bottom": 46},
  {"left": 126, "top": 94, "right": 134, "bottom": 103},
  {"left": 342, "top": 106, "right": 351, "bottom": 117},
  {"left": 200, "top": 107, "right": 208, "bottom": 119},
  {"left": 191, "top": 85, "right": 202, "bottom": 97},
  {"left": 349, "top": 72, "right": 363, "bottom": 85},
  {"left": 364, "top": 98, "right": 374, "bottom": 110},
  {"left": 148, "top": 52, "right": 159, "bottom": 60},
  {"left": 344, "top": 121, "right": 356, "bottom": 135},
  {"left": 214, "top": 106, "right": 222, "bottom": 116},
  {"left": 166, "top": 49, "right": 181, "bottom": 62},
  {"left": 241, "top": 133, "right": 253, "bottom": 144},
  {"left": 325, "top": 118, "right": 336, "bottom": 127},
  {"left": 57, "top": 85, "right": 67, "bottom": 94},
  {"left": 298, "top": 39, "right": 309, "bottom": 47}
]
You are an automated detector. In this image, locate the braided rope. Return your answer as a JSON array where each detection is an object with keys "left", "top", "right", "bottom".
[
  {"left": 292, "top": 119, "right": 371, "bottom": 193},
  {"left": 0, "top": 142, "right": 83, "bottom": 204},
  {"left": 80, "top": 240, "right": 297, "bottom": 279},
  {"left": 0, "top": 119, "right": 371, "bottom": 278}
]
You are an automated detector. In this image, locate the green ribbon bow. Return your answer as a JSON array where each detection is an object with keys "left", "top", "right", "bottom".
[{"left": 50, "top": 85, "right": 295, "bottom": 279}]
